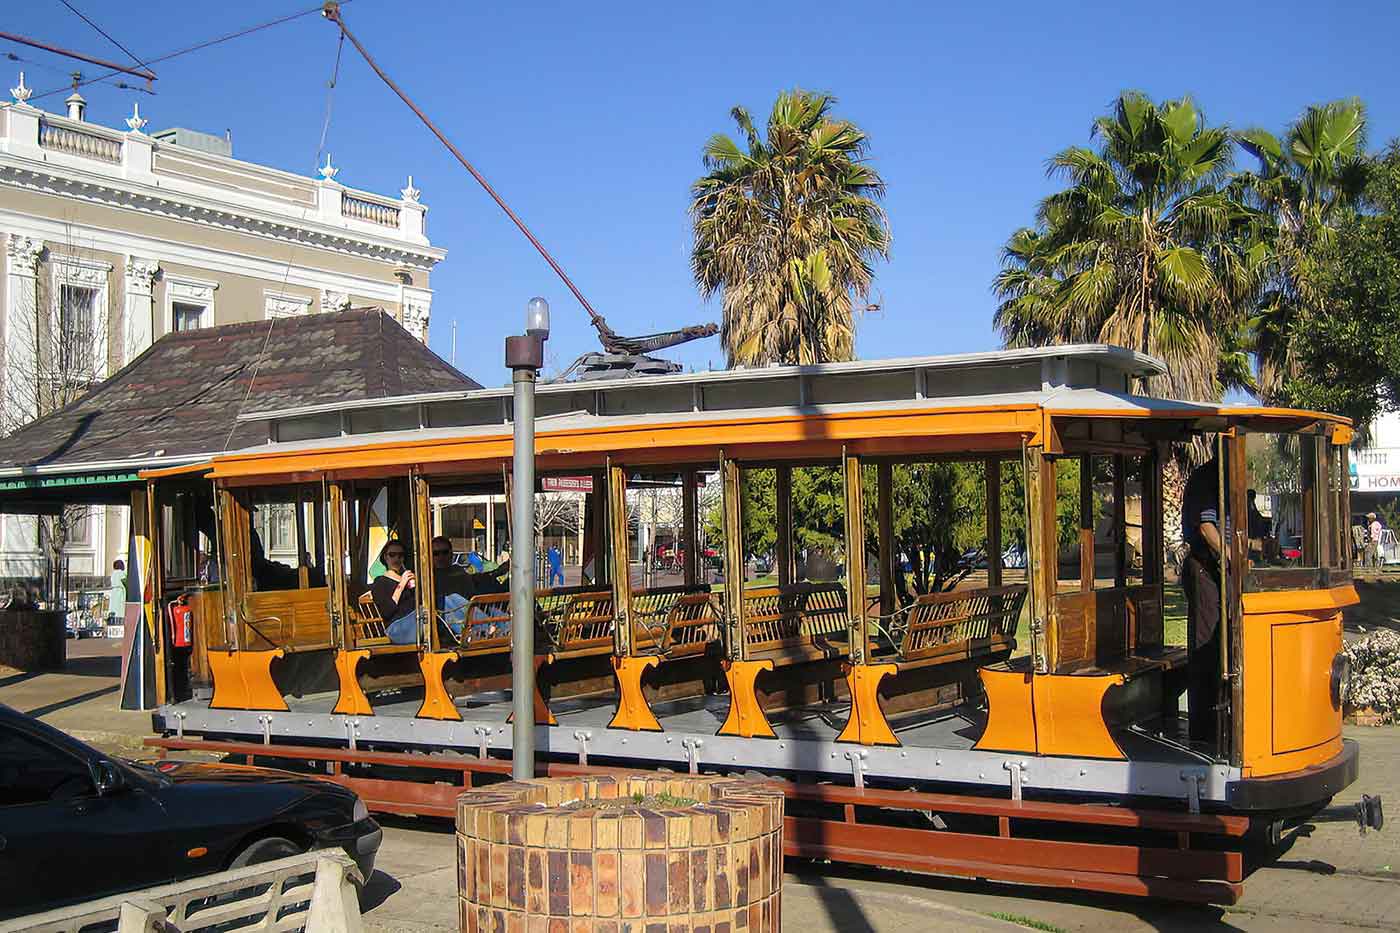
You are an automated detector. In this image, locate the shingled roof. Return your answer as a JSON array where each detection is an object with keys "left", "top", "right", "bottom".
[{"left": 0, "top": 308, "right": 479, "bottom": 477}]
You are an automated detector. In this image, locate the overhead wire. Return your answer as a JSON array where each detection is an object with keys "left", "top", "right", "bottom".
[
  {"left": 29, "top": 2, "right": 349, "bottom": 102},
  {"left": 322, "top": 2, "right": 607, "bottom": 329},
  {"left": 222, "top": 16, "right": 348, "bottom": 451},
  {"left": 56, "top": 0, "right": 146, "bottom": 71}
]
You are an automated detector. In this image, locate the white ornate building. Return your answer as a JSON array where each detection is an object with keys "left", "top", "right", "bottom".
[{"left": 0, "top": 74, "right": 445, "bottom": 591}]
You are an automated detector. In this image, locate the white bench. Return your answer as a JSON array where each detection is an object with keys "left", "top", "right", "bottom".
[{"left": 1, "top": 850, "right": 362, "bottom": 933}]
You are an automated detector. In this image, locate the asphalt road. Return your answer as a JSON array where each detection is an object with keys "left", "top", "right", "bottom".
[{"left": 4, "top": 637, "right": 1398, "bottom": 931}]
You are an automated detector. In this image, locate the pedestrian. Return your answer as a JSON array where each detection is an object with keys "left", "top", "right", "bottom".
[
  {"left": 108, "top": 559, "right": 127, "bottom": 626},
  {"left": 1368, "top": 512, "right": 1384, "bottom": 569},
  {"left": 547, "top": 544, "right": 565, "bottom": 587}
]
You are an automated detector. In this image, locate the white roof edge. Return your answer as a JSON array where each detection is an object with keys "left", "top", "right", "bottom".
[
  {"left": 236, "top": 344, "right": 1165, "bottom": 424},
  {"left": 0, "top": 453, "right": 208, "bottom": 478}
]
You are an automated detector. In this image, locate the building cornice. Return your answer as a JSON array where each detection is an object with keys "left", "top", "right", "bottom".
[
  {"left": 0, "top": 97, "right": 447, "bottom": 270},
  {"left": 0, "top": 156, "right": 446, "bottom": 270}
]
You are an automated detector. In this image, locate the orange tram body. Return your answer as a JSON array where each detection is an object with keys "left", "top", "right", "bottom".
[{"left": 144, "top": 345, "right": 1373, "bottom": 902}]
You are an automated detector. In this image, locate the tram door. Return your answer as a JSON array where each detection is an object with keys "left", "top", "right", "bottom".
[{"left": 1223, "top": 423, "right": 1352, "bottom": 776}]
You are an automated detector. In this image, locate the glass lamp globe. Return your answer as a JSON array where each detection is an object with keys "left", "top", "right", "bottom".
[{"left": 525, "top": 297, "right": 550, "bottom": 338}]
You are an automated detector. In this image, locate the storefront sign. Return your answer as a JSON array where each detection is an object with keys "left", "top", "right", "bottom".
[{"left": 1355, "top": 475, "right": 1400, "bottom": 491}]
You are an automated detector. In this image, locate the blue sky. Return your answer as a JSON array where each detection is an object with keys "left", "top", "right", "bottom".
[{"left": 9, "top": 1, "right": 1400, "bottom": 386}]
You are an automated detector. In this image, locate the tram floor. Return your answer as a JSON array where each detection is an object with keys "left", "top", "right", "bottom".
[{"left": 274, "top": 686, "right": 1209, "bottom": 768}]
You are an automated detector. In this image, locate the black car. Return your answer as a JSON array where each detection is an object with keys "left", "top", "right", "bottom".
[{"left": 0, "top": 704, "right": 381, "bottom": 920}]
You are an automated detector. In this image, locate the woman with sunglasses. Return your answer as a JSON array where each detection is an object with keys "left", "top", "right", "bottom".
[{"left": 372, "top": 540, "right": 419, "bottom": 645}]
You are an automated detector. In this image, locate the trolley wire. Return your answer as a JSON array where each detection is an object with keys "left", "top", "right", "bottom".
[
  {"left": 222, "top": 18, "right": 347, "bottom": 451},
  {"left": 321, "top": 2, "right": 606, "bottom": 329},
  {"left": 29, "top": 2, "right": 348, "bottom": 102},
  {"left": 56, "top": 0, "right": 146, "bottom": 72}
]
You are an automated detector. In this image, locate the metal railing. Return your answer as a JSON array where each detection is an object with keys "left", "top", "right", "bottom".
[
  {"left": 37, "top": 120, "right": 122, "bottom": 163},
  {"left": 1, "top": 850, "right": 362, "bottom": 932},
  {"left": 341, "top": 193, "right": 400, "bottom": 227}
]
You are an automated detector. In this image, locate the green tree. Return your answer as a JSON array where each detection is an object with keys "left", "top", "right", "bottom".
[
  {"left": 993, "top": 91, "right": 1256, "bottom": 402},
  {"left": 690, "top": 90, "right": 891, "bottom": 366},
  {"left": 1235, "top": 99, "right": 1370, "bottom": 404},
  {"left": 1277, "top": 141, "right": 1400, "bottom": 430}
]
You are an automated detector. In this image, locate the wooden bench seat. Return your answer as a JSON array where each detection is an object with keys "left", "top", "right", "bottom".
[
  {"left": 875, "top": 584, "right": 1026, "bottom": 665},
  {"left": 742, "top": 581, "right": 849, "bottom": 662},
  {"left": 1065, "top": 645, "right": 1188, "bottom": 678},
  {"left": 548, "top": 590, "right": 614, "bottom": 658},
  {"left": 611, "top": 590, "right": 723, "bottom": 732},
  {"left": 632, "top": 585, "right": 712, "bottom": 652},
  {"left": 345, "top": 590, "right": 417, "bottom": 655}
]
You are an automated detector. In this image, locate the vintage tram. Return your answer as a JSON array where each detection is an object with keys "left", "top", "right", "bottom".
[{"left": 141, "top": 344, "right": 1372, "bottom": 902}]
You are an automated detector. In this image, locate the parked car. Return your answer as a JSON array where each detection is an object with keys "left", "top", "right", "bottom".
[
  {"left": 0, "top": 704, "right": 381, "bottom": 920},
  {"left": 1280, "top": 535, "right": 1304, "bottom": 561}
]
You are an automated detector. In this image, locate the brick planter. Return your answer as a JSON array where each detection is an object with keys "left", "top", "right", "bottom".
[{"left": 456, "top": 773, "right": 784, "bottom": 933}]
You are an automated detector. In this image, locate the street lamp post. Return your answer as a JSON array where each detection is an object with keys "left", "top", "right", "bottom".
[{"left": 505, "top": 297, "right": 550, "bottom": 781}]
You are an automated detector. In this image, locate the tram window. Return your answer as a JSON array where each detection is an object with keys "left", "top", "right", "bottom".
[
  {"left": 1123, "top": 456, "right": 1147, "bottom": 588},
  {"left": 1089, "top": 456, "right": 1120, "bottom": 589},
  {"left": 793, "top": 466, "right": 844, "bottom": 584},
  {"left": 696, "top": 469, "right": 721, "bottom": 587},
  {"left": 737, "top": 466, "right": 777, "bottom": 585},
  {"left": 160, "top": 488, "right": 215, "bottom": 585},
  {"left": 1245, "top": 433, "right": 1318, "bottom": 569},
  {"left": 1329, "top": 443, "right": 1349, "bottom": 571},
  {"left": 427, "top": 476, "right": 513, "bottom": 572},
  {"left": 537, "top": 476, "right": 586, "bottom": 588},
  {"left": 343, "top": 479, "right": 415, "bottom": 587},
  {"left": 1054, "top": 457, "right": 1085, "bottom": 592},
  {"left": 627, "top": 470, "right": 690, "bottom": 589},
  {"left": 244, "top": 484, "right": 328, "bottom": 591},
  {"left": 998, "top": 459, "right": 1029, "bottom": 587}
]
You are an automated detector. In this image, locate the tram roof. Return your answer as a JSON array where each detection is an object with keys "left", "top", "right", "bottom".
[
  {"left": 235, "top": 343, "right": 1166, "bottom": 425},
  {"left": 185, "top": 344, "right": 1335, "bottom": 480}
]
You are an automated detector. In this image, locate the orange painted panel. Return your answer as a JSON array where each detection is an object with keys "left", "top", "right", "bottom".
[
  {"left": 209, "top": 406, "right": 1044, "bottom": 480},
  {"left": 1032, "top": 673, "right": 1126, "bottom": 760},
  {"left": 1270, "top": 621, "right": 1341, "bottom": 755},
  {"left": 974, "top": 667, "right": 1036, "bottom": 754},
  {"left": 1240, "top": 586, "right": 1350, "bottom": 777}
]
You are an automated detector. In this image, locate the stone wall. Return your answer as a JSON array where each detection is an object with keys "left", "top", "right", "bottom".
[
  {"left": 456, "top": 773, "right": 784, "bottom": 933},
  {"left": 0, "top": 609, "right": 65, "bottom": 670}
]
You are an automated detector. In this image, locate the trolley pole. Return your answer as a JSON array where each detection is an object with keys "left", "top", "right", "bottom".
[{"left": 505, "top": 297, "right": 550, "bottom": 781}]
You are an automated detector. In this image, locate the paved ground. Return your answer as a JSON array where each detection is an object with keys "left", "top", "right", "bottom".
[{"left": 4, "top": 636, "right": 1399, "bottom": 932}]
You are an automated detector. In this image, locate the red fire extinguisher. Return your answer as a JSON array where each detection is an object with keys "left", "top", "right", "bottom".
[{"left": 167, "top": 595, "right": 193, "bottom": 649}]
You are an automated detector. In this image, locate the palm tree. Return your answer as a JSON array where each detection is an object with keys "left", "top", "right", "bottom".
[
  {"left": 993, "top": 91, "right": 1257, "bottom": 402},
  {"left": 690, "top": 90, "right": 891, "bottom": 367},
  {"left": 1235, "top": 99, "right": 1369, "bottom": 403}
]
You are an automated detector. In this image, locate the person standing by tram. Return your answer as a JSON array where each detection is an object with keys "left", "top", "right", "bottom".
[{"left": 1181, "top": 455, "right": 1226, "bottom": 746}]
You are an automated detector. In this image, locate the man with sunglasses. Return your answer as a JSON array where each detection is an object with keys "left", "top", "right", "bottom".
[{"left": 432, "top": 535, "right": 511, "bottom": 641}]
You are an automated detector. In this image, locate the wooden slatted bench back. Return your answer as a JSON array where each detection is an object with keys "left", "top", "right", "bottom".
[
  {"left": 742, "top": 581, "right": 848, "bottom": 656},
  {"left": 899, "top": 584, "right": 1026, "bottom": 662},
  {"left": 632, "top": 584, "right": 709, "bottom": 650},
  {"left": 345, "top": 590, "right": 389, "bottom": 648},
  {"left": 796, "top": 581, "right": 848, "bottom": 636},
  {"left": 659, "top": 592, "right": 720, "bottom": 657},
  {"left": 453, "top": 592, "right": 513, "bottom": 657},
  {"left": 554, "top": 590, "right": 614, "bottom": 656}
]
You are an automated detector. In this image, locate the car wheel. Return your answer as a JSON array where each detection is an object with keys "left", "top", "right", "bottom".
[{"left": 230, "top": 836, "right": 303, "bottom": 868}]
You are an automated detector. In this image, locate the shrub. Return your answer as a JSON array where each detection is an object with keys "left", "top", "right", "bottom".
[{"left": 1343, "top": 629, "right": 1400, "bottom": 721}]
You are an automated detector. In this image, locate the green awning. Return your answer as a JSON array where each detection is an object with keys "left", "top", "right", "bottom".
[{"left": 0, "top": 471, "right": 140, "bottom": 492}]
